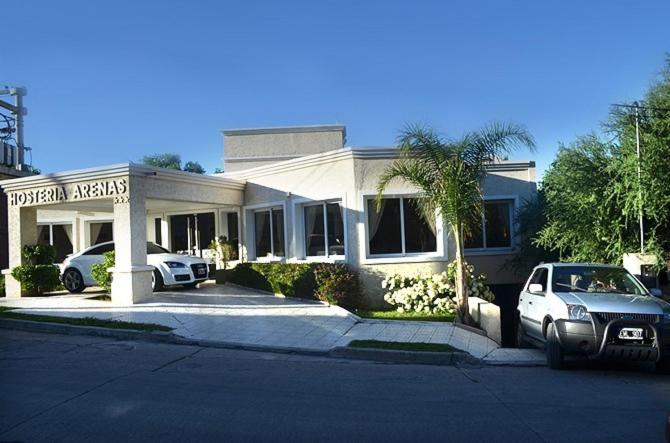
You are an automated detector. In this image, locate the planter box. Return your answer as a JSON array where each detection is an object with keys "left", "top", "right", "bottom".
[
  {"left": 468, "top": 296, "right": 502, "bottom": 345},
  {"left": 214, "top": 269, "right": 235, "bottom": 285}
]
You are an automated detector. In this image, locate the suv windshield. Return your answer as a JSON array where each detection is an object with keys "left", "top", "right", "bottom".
[
  {"left": 551, "top": 266, "right": 646, "bottom": 295},
  {"left": 147, "top": 243, "right": 170, "bottom": 254}
]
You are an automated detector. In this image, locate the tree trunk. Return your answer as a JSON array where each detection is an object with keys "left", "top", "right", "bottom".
[{"left": 452, "top": 225, "right": 471, "bottom": 325}]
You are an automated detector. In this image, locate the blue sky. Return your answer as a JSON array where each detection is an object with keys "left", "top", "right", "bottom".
[{"left": 2, "top": 0, "right": 669, "bottom": 178}]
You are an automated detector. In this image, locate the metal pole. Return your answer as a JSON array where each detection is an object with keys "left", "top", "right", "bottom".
[
  {"left": 634, "top": 103, "right": 644, "bottom": 253},
  {"left": 14, "top": 91, "right": 24, "bottom": 170}
]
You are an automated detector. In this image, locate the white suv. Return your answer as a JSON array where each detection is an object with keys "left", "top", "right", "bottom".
[
  {"left": 516, "top": 263, "right": 670, "bottom": 370},
  {"left": 60, "top": 241, "right": 210, "bottom": 293}
]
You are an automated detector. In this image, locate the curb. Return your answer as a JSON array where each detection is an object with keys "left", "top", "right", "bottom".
[
  {"left": 328, "top": 346, "right": 480, "bottom": 366},
  {"left": 0, "top": 317, "right": 535, "bottom": 367}
]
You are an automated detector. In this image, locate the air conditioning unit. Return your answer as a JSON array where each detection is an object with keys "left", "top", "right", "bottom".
[{"left": 2, "top": 142, "right": 15, "bottom": 167}]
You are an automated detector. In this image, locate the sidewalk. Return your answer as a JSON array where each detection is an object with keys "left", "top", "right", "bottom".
[{"left": 0, "top": 283, "right": 545, "bottom": 364}]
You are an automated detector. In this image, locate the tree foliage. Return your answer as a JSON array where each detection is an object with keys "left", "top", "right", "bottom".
[
  {"left": 535, "top": 57, "right": 670, "bottom": 267},
  {"left": 376, "top": 123, "right": 535, "bottom": 323},
  {"left": 141, "top": 153, "right": 206, "bottom": 174}
]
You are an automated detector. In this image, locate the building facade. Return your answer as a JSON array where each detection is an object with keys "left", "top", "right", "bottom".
[{"left": 1, "top": 125, "right": 536, "bottom": 306}]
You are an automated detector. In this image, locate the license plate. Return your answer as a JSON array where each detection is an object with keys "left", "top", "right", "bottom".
[{"left": 618, "top": 327, "right": 644, "bottom": 340}]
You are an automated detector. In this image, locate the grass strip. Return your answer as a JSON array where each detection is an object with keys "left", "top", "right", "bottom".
[
  {"left": 348, "top": 339, "right": 456, "bottom": 353},
  {"left": 355, "top": 310, "right": 454, "bottom": 323},
  {"left": 0, "top": 308, "right": 172, "bottom": 332}
]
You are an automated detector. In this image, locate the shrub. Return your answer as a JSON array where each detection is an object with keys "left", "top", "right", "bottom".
[
  {"left": 229, "top": 262, "right": 361, "bottom": 306},
  {"left": 0, "top": 274, "right": 5, "bottom": 297},
  {"left": 10, "top": 244, "right": 60, "bottom": 296},
  {"left": 22, "top": 244, "right": 56, "bottom": 265},
  {"left": 91, "top": 251, "right": 115, "bottom": 291},
  {"left": 229, "top": 262, "right": 316, "bottom": 298},
  {"left": 313, "top": 263, "right": 360, "bottom": 308},
  {"left": 209, "top": 236, "right": 237, "bottom": 269},
  {"left": 382, "top": 261, "right": 495, "bottom": 314},
  {"left": 11, "top": 264, "right": 61, "bottom": 296}
]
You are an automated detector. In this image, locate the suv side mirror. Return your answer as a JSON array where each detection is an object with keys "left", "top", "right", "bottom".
[
  {"left": 649, "top": 288, "right": 663, "bottom": 298},
  {"left": 528, "top": 283, "right": 544, "bottom": 294}
]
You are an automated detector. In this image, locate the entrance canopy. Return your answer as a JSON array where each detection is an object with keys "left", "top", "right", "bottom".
[{"left": 1, "top": 163, "right": 245, "bottom": 304}]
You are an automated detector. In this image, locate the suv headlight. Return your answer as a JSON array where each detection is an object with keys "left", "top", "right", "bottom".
[
  {"left": 567, "top": 304, "right": 591, "bottom": 321},
  {"left": 164, "top": 261, "right": 187, "bottom": 269}
]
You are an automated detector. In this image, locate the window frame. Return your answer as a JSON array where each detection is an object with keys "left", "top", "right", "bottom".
[
  {"left": 302, "top": 200, "right": 346, "bottom": 261},
  {"left": 363, "top": 193, "right": 443, "bottom": 262},
  {"left": 464, "top": 196, "right": 518, "bottom": 255},
  {"left": 251, "top": 204, "right": 286, "bottom": 261}
]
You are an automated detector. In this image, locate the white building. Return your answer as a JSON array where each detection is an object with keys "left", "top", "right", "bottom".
[{"left": 1, "top": 125, "right": 536, "bottom": 306}]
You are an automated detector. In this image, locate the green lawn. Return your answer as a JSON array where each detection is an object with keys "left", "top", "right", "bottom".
[
  {"left": 348, "top": 340, "right": 456, "bottom": 353},
  {"left": 0, "top": 307, "right": 172, "bottom": 332},
  {"left": 355, "top": 310, "right": 455, "bottom": 323}
]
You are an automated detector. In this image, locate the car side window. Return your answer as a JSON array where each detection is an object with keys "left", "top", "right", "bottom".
[
  {"left": 84, "top": 243, "right": 114, "bottom": 255},
  {"left": 528, "top": 268, "right": 548, "bottom": 293}
]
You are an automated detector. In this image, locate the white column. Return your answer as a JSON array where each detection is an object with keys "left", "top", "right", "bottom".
[
  {"left": 110, "top": 177, "right": 152, "bottom": 305},
  {"left": 3, "top": 205, "right": 37, "bottom": 298}
]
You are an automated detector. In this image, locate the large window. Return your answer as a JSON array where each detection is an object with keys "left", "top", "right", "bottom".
[
  {"left": 465, "top": 200, "right": 513, "bottom": 250},
  {"left": 304, "top": 202, "right": 345, "bottom": 257},
  {"left": 169, "top": 212, "right": 216, "bottom": 257},
  {"left": 255, "top": 208, "right": 284, "bottom": 258},
  {"left": 367, "top": 197, "right": 437, "bottom": 256},
  {"left": 37, "top": 223, "right": 73, "bottom": 262},
  {"left": 90, "top": 222, "right": 113, "bottom": 245}
]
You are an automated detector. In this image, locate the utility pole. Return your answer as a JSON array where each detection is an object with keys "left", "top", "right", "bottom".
[
  {"left": 633, "top": 103, "right": 644, "bottom": 253},
  {"left": 0, "top": 86, "right": 27, "bottom": 170}
]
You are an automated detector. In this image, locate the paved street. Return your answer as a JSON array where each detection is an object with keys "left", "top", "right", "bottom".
[{"left": 1, "top": 330, "right": 668, "bottom": 442}]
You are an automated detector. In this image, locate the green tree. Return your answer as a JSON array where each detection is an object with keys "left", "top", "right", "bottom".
[
  {"left": 535, "top": 135, "right": 622, "bottom": 262},
  {"left": 536, "top": 57, "right": 670, "bottom": 267},
  {"left": 141, "top": 153, "right": 182, "bottom": 170},
  {"left": 376, "top": 123, "right": 535, "bottom": 323},
  {"left": 183, "top": 161, "right": 206, "bottom": 174},
  {"left": 141, "top": 154, "right": 207, "bottom": 174}
]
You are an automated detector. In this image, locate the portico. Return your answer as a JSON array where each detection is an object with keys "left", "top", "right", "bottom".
[{"left": 0, "top": 163, "right": 244, "bottom": 305}]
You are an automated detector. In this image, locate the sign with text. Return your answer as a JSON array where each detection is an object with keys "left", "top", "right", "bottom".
[{"left": 8, "top": 178, "right": 128, "bottom": 207}]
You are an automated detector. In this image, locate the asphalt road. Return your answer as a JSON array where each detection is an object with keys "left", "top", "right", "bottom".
[{"left": 1, "top": 330, "right": 669, "bottom": 443}]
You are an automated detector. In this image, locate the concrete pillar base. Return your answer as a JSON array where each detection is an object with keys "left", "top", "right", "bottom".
[
  {"left": 1, "top": 269, "right": 22, "bottom": 299},
  {"left": 110, "top": 266, "right": 154, "bottom": 306}
]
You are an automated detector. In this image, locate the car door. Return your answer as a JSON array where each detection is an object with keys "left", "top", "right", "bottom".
[{"left": 520, "top": 267, "right": 549, "bottom": 340}]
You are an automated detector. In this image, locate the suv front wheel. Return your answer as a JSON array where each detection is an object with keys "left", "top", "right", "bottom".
[{"left": 546, "top": 322, "right": 565, "bottom": 369}]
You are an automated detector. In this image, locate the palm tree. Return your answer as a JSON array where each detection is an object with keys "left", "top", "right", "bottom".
[{"left": 376, "top": 123, "right": 535, "bottom": 324}]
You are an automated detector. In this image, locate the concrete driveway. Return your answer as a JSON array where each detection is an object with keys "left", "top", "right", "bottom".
[{"left": 0, "top": 282, "right": 518, "bottom": 360}]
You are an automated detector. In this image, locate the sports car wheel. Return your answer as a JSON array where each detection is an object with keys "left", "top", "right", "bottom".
[{"left": 62, "top": 268, "right": 85, "bottom": 293}]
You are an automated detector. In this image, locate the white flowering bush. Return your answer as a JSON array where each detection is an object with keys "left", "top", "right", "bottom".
[{"left": 382, "top": 261, "right": 495, "bottom": 314}]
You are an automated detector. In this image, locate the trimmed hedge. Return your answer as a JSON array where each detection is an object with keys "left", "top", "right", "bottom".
[
  {"left": 11, "top": 265, "right": 61, "bottom": 296},
  {"left": 10, "top": 244, "right": 61, "bottom": 296},
  {"left": 0, "top": 274, "right": 5, "bottom": 297},
  {"left": 228, "top": 262, "right": 361, "bottom": 308}
]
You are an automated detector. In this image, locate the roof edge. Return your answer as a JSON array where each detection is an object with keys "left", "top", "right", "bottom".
[{"left": 221, "top": 124, "right": 346, "bottom": 136}]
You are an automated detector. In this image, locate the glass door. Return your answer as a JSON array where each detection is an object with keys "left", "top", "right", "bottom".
[{"left": 169, "top": 212, "right": 216, "bottom": 257}]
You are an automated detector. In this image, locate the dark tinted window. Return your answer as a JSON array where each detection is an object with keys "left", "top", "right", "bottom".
[
  {"left": 368, "top": 198, "right": 402, "bottom": 255},
  {"left": 255, "top": 211, "right": 271, "bottom": 258},
  {"left": 403, "top": 198, "right": 437, "bottom": 253},
  {"left": 305, "top": 205, "right": 325, "bottom": 256},
  {"left": 147, "top": 243, "right": 170, "bottom": 254},
  {"left": 84, "top": 242, "right": 114, "bottom": 255},
  {"left": 271, "top": 209, "right": 285, "bottom": 257},
  {"left": 326, "top": 203, "right": 345, "bottom": 256}
]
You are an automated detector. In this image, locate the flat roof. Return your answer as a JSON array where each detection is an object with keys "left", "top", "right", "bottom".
[{"left": 221, "top": 124, "right": 346, "bottom": 136}]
